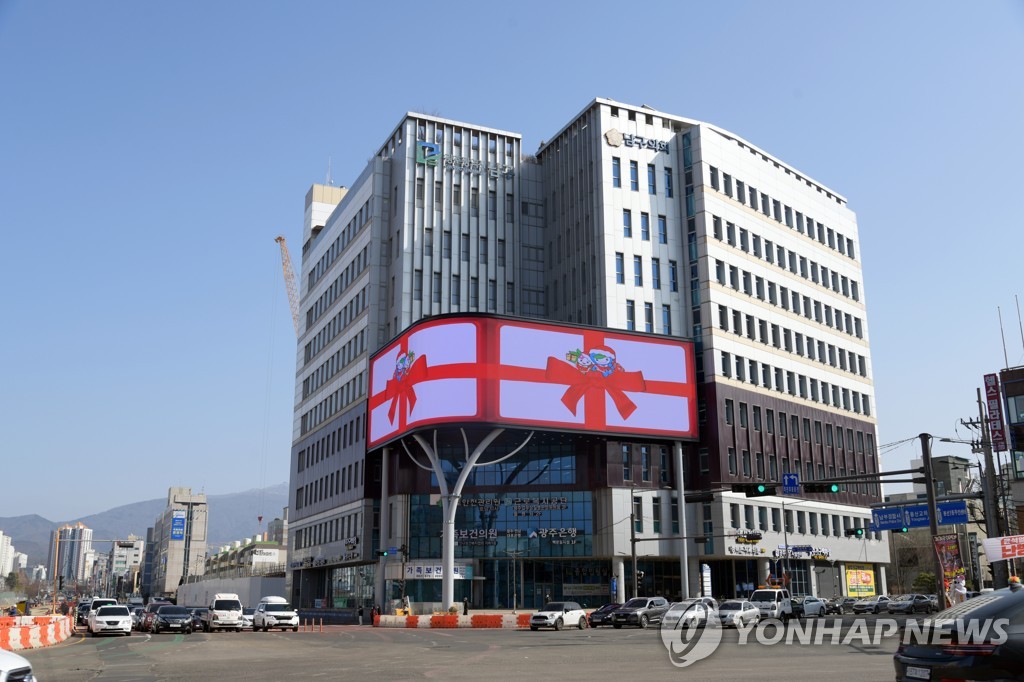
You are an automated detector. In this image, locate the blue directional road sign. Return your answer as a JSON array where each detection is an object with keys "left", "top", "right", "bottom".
[
  {"left": 782, "top": 473, "right": 800, "bottom": 495},
  {"left": 871, "top": 507, "right": 905, "bottom": 531},
  {"left": 936, "top": 501, "right": 969, "bottom": 525},
  {"left": 870, "top": 500, "right": 969, "bottom": 531}
]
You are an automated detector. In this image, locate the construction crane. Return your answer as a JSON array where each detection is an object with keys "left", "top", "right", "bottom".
[{"left": 275, "top": 235, "right": 301, "bottom": 338}]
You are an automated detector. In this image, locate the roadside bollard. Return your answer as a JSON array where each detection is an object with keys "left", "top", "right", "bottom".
[{"left": 319, "top": 618, "right": 323, "bottom": 632}]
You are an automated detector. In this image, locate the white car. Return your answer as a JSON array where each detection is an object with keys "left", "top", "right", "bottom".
[
  {"left": 529, "top": 601, "right": 588, "bottom": 631},
  {"left": 253, "top": 596, "right": 299, "bottom": 632},
  {"left": 718, "top": 600, "right": 760, "bottom": 627},
  {"left": 796, "top": 596, "right": 827, "bottom": 618},
  {"left": 241, "top": 608, "right": 255, "bottom": 630},
  {"left": 662, "top": 599, "right": 718, "bottom": 629},
  {"left": 0, "top": 648, "right": 35, "bottom": 681},
  {"left": 87, "top": 604, "right": 132, "bottom": 637}
]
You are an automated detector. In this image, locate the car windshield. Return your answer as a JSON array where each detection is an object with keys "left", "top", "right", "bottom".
[
  {"left": 667, "top": 600, "right": 700, "bottom": 612},
  {"left": 621, "top": 598, "right": 648, "bottom": 609},
  {"left": 265, "top": 604, "right": 291, "bottom": 612},
  {"left": 214, "top": 600, "right": 241, "bottom": 610},
  {"left": 243, "top": 608, "right": 255, "bottom": 615},
  {"left": 540, "top": 602, "right": 566, "bottom": 611},
  {"left": 192, "top": 608, "right": 208, "bottom": 615},
  {"left": 719, "top": 602, "right": 741, "bottom": 610},
  {"left": 749, "top": 591, "right": 778, "bottom": 602},
  {"left": 892, "top": 595, "right": 910, "bottom": 601},
  {"left": 97, "top": 606, "right": 130, "bottom": 616},
  {"left": 157, "top": 606, "right": 189, "bottom": 615}
]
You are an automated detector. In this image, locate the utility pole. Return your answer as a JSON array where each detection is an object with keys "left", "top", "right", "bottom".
[
  {"left": 977, "top": 389, "right": 1009, "bottom": 589},
  {"left": 920, "top": 434, "right": 949, "bottom": 602},
  {"left": 630, "top": 497, "right": 638, "bottom": 600}
]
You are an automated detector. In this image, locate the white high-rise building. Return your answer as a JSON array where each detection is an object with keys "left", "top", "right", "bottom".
[
  {"left": 47, "top": 522, "right": 93, "bottom": 584},
  {"left": 286, "top": 99, "right": 886, "bottom": 610}
]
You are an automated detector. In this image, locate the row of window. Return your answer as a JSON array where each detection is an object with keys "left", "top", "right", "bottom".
[
  {"left": 411, "top": 270, "right": 513, "bottom": 312},
  {"left": 708, "top": 166, "right": 856, "bottom": 261},
  {"left": 300, "top": 370, "right": 366, "bottom": 436},
  {"left": 295, "top": 460, "right": 363, "bottom": 511},
  {"left": 614, "top": 253, "right": 679, "bottom": 292},
  {"left": 711, "top": 215, "right": 860, "bottom": 303},
  {"left": 297, "top": 416, "right": 364, "bottom": 473},
  {"left": 611, "top": 157, "right": 674, "bottom": 198},
  {"left": 415, "top": 179, "right": 515, "bottom": 222},
  {"left": 304, "top": 285, "right": 368, "bottom": 366},
  {"left": 717, "top": 303, "right": 868, "bottom": 378},
  {"left": 416, "top": 120, "right": 515, "bottom": 157},
  {"left": 713, "top": 259, "right": 864, "bottom": 340},
  {"left": 306, "top": 245, "right": 370, "bottom": 330},
  {"left": 621, "top": 209, "right": 669, "bottom": 243},
  {"left": 294, "top": 511, "right": 363, "bottom": 551},
  {"left": 303, "top": 329, "right": 367, "bottom": 403},
  {"left": 423, "top": 229, "right": 507, "bottom": 265},
  {"left": 720, "top": 350, "right": 871, "bottom": 416},
  {"left": 620, "top": 444, "right": 673, "bottom": 484},
  {"left": 729, "top": 503, "right": 878, "bottom": 540},
  {"left": 308, "top": 199, "right": 372, "bottom": 290},
  {"left": 624, "top": 300, "right": 674, "bottom": 335},
  {"left": 724, "top": 400, "right": 875, "bottom": 456},
  {"left": 631, "top": 495, "right": 680, "bottom": 535}
]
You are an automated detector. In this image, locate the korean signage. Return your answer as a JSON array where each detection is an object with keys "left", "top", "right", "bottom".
[
  {"left": 933, "top": 533, "right": 966, "bottom": 586},
  {"left": 402, "top": 562, "right": 472, "bottom": 580},
  {"left": 870, "top": 501, "right": 968, "bottom": 531},
  {"left": 981, "top": 534, "right": 1024, "bottom": 562},
  {"left": 984, "top": 373, "right": 1008, "bottom": 452},
  {"left": 415, "top": 141, "right": 514, "bottom": 178},
  {"left": 367, "top": 315, "right": 697, "bottom": 449},
  {"left": 845, "top": 562, "right": 876, "bottom": 597},
  {"left": 604, "top": 129, "right": 670, "bottom": 153},
  {"left": 170, "top": 510, "right": 186, "bottom": 541}
]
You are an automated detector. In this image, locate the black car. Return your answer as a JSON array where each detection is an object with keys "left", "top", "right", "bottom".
[
  {"left": 610, "top": 597, "right": 670, "bottom": 629},
  {"left": 791, "top": 597, "right": 806, "bottom": 618},
  {"left": 887, "top": 594, "right": 934, "bottom": 615},
  {"left": 587, "top": 603, "right": 622, "bottom": 627},
  {"left": 893, "top": 583, "right": 1024, "bottom": 681},
  {"left": 189, "top": 607, "right": 208, "bottom": 631},
  {"left": 151, "top": 605, "right": 193, "bottom": 634}
]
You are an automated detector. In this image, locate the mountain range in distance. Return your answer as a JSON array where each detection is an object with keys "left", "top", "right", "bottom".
[{"left": 0, "top": 483, "right": 289, "bottom": 570}]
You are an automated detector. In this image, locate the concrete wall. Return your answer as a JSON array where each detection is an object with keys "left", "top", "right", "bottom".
[{"left": 175, "top": 577, "right": 286, "bottom": 608}]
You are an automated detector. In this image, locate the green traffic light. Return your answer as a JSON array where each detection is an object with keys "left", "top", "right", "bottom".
[
  {"left": 856, "top": 528, "right": 864, "bottom": 536},
  {"left": 756, "top": 484, "right": 766, "bottom": 493},
  {"left": 829, "top": 484, "right": 840, "bottom": 493}
]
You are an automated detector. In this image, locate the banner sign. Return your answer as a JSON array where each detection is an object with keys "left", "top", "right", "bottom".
[
  {"left": 845, "top": 562, "right": 876, "bottom": 597},
  {"left": 933, "top": 533, "right": 966, "bottom": 584},
  {"left": 170, "top": 510, "right": 186, "bottom": 541},
  {"left": 562, "top": 583, "right": 608, "bottom": 596},
  {"left": 367, "top": 315, "right": 697, "bottom": 449},
  {"left": 982, "top": 534, "right": 1024, "bottom": 562},
  {"left": 984, "top": 373, "right": 1008, "bottom": 452}
]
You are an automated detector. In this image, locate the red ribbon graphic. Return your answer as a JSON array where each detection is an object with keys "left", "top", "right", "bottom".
[
  {"left": 383, "top": 355, "right": 429, "bottom": 424},
  {"left": 543, "top": 357, "right": 647, "bottom": 420}
]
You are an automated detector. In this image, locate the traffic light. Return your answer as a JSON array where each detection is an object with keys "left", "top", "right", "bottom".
[
  {"left": 399, "top": 544, "right": 409, "bottom": 556},
  {"left": 58, "top": 576, "right": 64, "bottom": 590},
  {"left": 895, "top": 526, "right": 910, "bottom": 534},
  {"left": 636, "top": 571, "right": 645, "bottom": 581},
  {"left": 376, "top": 550, "right": 389, "bottom": 557},
  {"left": 804, "top": 482, "right": 840, "bottom": 494},
  {"left": 731, "top": 483, "right": 776, "bottom": 497},
  {"left": 845, "top": 528, "right": 865, "bottom": 538}
]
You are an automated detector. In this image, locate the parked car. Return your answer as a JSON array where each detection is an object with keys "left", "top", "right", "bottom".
[
  {"left": 241, "top": 608, "right": 255, "bottom": 630},
  {"left": 0, "top": 648, "right": 34, "bottom": 682},
  {"left": 823, "top": 598, "right": 844, "bottom": 615},
  {"left": 839, "top": 597, "right": 858, "bottom": 613},
  {"left": 253, "top": 596, "right": 299, "bottom": 632},
  {"left": 610, "top": 597, "right": 670, "bottom": 629},
  {"left": 887, "top": 594, "right": 934, "bottom": 615},
  {"left": 587, "top": 602, "right": 621, "bottom": 628},
  {"left": 894, "top": 583, "right": 1024, "bottom": 681},
  {"left": 662, "top": 599, "right": 719, "bottom": 629},
  {"left": 717, "top": 600, "right": 760, "bottom": 628},
  {"left": 189, "top": 607, "right": 209, "bottom": 631},
  {"left": 87, "top": 605, "right": 132, "bottom": 637},
  {"left": 852, "top": 595, "right": 890, "bottom": 614},
  {"left": 151, "top": 605, "right": 193, "bottom": 635},
  {"left": 794, "top": 596, "right": 827, "bottom": 618},
  {"left": 529, "top": 601, "right": 588, "bottom": 631}
]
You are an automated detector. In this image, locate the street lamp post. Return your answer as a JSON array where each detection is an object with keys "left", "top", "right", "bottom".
[
  {"left": 630, "top": 497, "right": 638, "bottom": 600},
  {"left": 503, "top": 549, "right": 526, "bottom": 613}
]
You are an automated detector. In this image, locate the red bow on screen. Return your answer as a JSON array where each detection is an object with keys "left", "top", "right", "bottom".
[
  {"left": 543, "top": 357, "right": 646, "bottom": 420},
  {"left": 384, "top": 355, "right": 429, "bottom": 423}
]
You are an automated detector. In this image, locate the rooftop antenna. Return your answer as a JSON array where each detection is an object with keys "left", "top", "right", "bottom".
[
  {"left": 326, "top": 156, "right": 333, "bottom": 186},
  {"left": 998, "top": 306, "right": 1009, "bottom": 369}
]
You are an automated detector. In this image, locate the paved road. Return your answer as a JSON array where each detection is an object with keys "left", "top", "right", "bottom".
[{"left": 22, "top": 616, "right": 903, "bottom": 681}]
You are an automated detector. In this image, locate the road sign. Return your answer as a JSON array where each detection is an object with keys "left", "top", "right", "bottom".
[
  {"left": 388, "top": 546, "right": 399, "bottom": 553},
  {"left": 782, "top": 473, "right": 800, "bottom": 495},
  {"left": 870, "top": 500, "right": 970, "bottom": 531}
]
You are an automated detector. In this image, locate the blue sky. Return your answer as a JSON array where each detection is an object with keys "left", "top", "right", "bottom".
[{"left": 1, "top": 1, "right": 1022, "bottom": 522}]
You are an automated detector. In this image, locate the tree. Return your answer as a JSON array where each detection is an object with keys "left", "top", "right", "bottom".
[
  {"left": 912, "top": 571, "right": 937, "bottom": 594},
  {"left": 4, "top": 572, "right": 17, "bottom": 591}
]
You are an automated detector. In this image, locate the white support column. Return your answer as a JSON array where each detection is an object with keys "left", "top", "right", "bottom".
[
  {"left": 674, "top": 442, "right": 690, "bottom": 599},
  {"left": 878, "top": 564, "right": 888, "bottom": 596},
  {"left": 375, "top": 447, "right": 390, "bottom": 611},
  {"left": 613, "top": 557, "right": 625, "bottom": 603}
]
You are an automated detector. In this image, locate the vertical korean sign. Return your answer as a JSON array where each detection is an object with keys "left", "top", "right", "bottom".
[
  {"left": 171, "top": 510, "right": 186, "bottom": 541},
  {"left": 984, "top": 373, "right": 1008, "bottom": 452},
  {"left": 933, "top": 533, "right": 966, "bottom": 585}
]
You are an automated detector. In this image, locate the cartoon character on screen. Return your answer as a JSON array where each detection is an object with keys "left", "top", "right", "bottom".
[
  {"left": 588, "top": 346, "right": 623, "bottom": 377},
  {"left": 565, "top": 349, "right": 593, "bottom": 374},
  {"left": 394, "top": 351, "right": 416, "bottom": 382}
]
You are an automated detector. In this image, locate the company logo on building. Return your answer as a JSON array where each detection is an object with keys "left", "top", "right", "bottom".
[
  {"left": 605, "top": 128, "right": 669, "bottom": 153},
  {"left": 416, "top": 141, "right": 440, "bottom": 166}
]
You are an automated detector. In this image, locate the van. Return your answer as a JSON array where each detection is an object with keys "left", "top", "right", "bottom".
[
  {"left": 201, "top": 593, "right": 244, "bottom": 632},
  {"left": 749, "top": 588, "right": 793, "bottom": 621},
  {"left": 253, "top": 596, "right": 299, "bottom": 632}
]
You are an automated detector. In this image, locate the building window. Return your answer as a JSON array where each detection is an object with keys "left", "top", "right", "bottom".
[
  {"left": 742, "top": 450, "right": 751, "bottom": 477},
  {"left": 709, "top": 166, "right": 719, "bottom": 190},
  {"left": 728, "top": 447, "right": 737, "bottom": 475},
  {"left": 451, "top": 275, "right": 460, "bottom": 305},
  {"left": 612, "top": 157, "right": 621, "bottom": 188},
  {"left": 629, "top": 161, "right": 639, "bottom": 191},
  {"left": 641, "top": 446, "right": 651, "bottom": 481},
  {"left": 479, "top": 236, "right": 488, "bottom": 264},
  {"left": 647, "top": 164, "right": 656, "bottom": 194},
  {"left": 661, "top": 446, "right": 670, "bottom": 483},
  {"left": 662, "top": 305, "right": 672, "bottom": 335},
  {"left": 652, "top": 498, "right": 662, "bottom": 533},
  {"left": 657, "top": 215, "right": 667, "bottom": 244},
  {"left": 461, "top": 233, "right": 470, "bottom": 261},
  {"left": 622, "top": 445, "right": 632, "bottom": 480},
  {"left": 634, "top": 255, "right": 643, "bottom": 286},
  {"left": 506, "top": 282, "right": 515, "bottom": 313},
  {"left": 664, "top": 168, "right": 673, "bottom": 197},
  {"left": 413, "top": 269, "right": 422, "bottom": 301},
  {"left": 641, "top": 213, "right": 650, "bottom": 241},
  {"left": 651, "top": 258, "right": 662, "bottom": 289},
  {"left": 432, "top": 272, "right": 441, "bottom": 303},
  {"left": 626, "top": 300, "right": 635, "bottom": 330},
  {"left": 669, "top": 261, "right": 678, "bottom": 292},
  {"left": 487, "top": 279, "right": 497, "bottom": 311},
  {"left": 470, "top": 277, "right": 478, "bottom": 307},
  {"left": 724, "top": 399, "right": 734, "bottom": 425},
  {"left": 633, "top": 496, "right": 643, "bottom": 533},
  {"left": 644, "top": 302, "right": 653, "bottom": 332},
  {"left": 615, "top": 252, "right": 625, "bottom": 284},
  {"left": 623, "top": 209, "right": 632, "bottom": 237}
]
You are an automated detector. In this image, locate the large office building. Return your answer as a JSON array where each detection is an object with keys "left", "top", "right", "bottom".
[
  {"left": 286, "top": 99, "right": 888, "bottom": 611},
  {"left": 47, "top": 522, "right": 93, "bottom": 585},
  {"left": 145, "top": 487, "right": 208, "bottom": 599}
]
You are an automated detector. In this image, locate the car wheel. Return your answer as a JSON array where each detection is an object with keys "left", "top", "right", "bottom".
[
  {"left": 639, "top": 615, "right": 649, "bottom": 629},
  {"left": 530, "top": 626, "right": 538, "bottom": 631},
  {"left": 554, "top": 618, "right": 563, "bottom": 631},
  {"left": 577, "top": 617, "right": 586, "bottom": 630},
  {"left": 292, "top": 626, "right": 298, "bottom": 632}
]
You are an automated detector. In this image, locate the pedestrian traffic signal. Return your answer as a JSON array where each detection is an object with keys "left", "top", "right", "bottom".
[
  {"left": 731, "top": 483, "right": 776, "bottom": 497},
  {"left": 845, "top": 528, "right": 865, "bottom": 538},
  {"left": 804, "top": 482, "right": 840, "bottom": 493},
  {"left": 376, "top": 550, "right": 389, "bottom": 557}
]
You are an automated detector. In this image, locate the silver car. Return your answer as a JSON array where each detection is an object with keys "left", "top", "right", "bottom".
[
  {"left": 662, "top": 599, "right": 718, "bottom": 629},
  {"left": 718, "top": 600, "right": 760, "bottom": 627}
]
